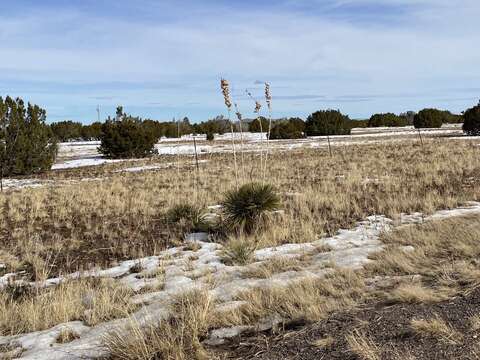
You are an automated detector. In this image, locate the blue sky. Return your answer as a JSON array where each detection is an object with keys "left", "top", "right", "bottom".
[{"left": 0, "top": 0, "right": 479, "bottom": 123}]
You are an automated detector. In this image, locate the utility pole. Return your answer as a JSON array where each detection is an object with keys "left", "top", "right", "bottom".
[{"left": 96, "top": 105, "right": 100, "bottom": 123}]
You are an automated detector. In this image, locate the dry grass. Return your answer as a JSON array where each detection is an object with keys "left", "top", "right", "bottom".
[
  {"left": 387, "top": 282, "right": 454, "bottom": 304},
  {"left": 366, "top": 215, "right": 480, "bottom": 295},
  {"left": 0, "top": 278, "right": 136, "bottom": 336},
  {"left": 105, "top": 290, "right": 214, "bottom": 360},
  {"left": 0, "top": 344, "right": 23, "bottom": 359},
  {"left": 241, "top": 256, "right": 307, "bottom": 279},
  {"left": 311, "top": 336, "right": 335, "bottom": 349},
  {"left": 221, "top": 269, "right": 365, "bottom": 327},
  {"left": 220, "top": 236, "right": 257, "bottom": 265},
  {"left": 102, "top": 214, "right": 480, "bottom": 358},
  {"left": 56, "top": 327, "right": 80, "bottom": 343},
  {"left": 0, "top": 140, "right": 478, "bottom": 276},
  {"left": 470, "top": 315, "right": 480, "bottom": 332},
  {"left": 346, "top": 329, "right": 381, "bottom": 360},
  {"left": 1, "top": 139, "right": 480, "bottom": 358},
  {"left": 410, "top": 316, "right": 463, "bottom": 345}
]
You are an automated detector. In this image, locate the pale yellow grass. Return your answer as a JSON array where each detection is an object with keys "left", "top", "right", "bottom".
[
  {"left": 105, "top": 290, "right": 214, "bottom": 360},
  {"left": 0, "top": 140, "right": 479, "bottom": 276},
  {"left": 0, "top": 278, "right": 136, "bottom": 336},
  {"left": 346, "top": 329, "right": 381, "bottom": 360},
  {"left": 387, "top": 282, "right": 454, "bottom": 304},
  {"left": 410, "top": 316, "right": 463, "bottom": 345}
]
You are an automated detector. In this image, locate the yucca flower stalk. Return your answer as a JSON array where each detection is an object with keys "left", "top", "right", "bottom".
[
  {"left": 246, "top": 89, "right": 265, "bottom": 181},
  {"left": 263, "top": 82, "right": 273, "bottom": 180},
  {"left": 234, "top": 102, "right": 246, "bottom": 181},
  {"left": 221, "top": 79, "right": 239, "bottom": 188}
]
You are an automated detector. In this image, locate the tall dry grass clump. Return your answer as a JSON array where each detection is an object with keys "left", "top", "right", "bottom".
[
  {"left": 0, "top": 278, "right": 136, "bottom": 336},
  {"left": 105, "top": 290, "right": 213, "bottom": 360},
  {"left": 346, "top": 329, "right": 381, "bottom": 360},
  {"left": 221, "top": 269, "right": 365, "bottom": 327}
]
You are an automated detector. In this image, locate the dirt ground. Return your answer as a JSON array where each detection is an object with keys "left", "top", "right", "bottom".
[{"left": 212, "top": 287, "right": 480, "bottom": 360}]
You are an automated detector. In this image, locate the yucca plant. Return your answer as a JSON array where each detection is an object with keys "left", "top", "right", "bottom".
[{"left": 222, "top": 183, "right": 280, "bottom": 235}]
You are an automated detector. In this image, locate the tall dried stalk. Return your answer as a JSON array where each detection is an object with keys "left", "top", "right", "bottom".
[
  {"left": 193, "top": 134, "right": 200, "bottom": 201},
  {"left": 234, "top": 102, "right": 246, "bottom": 182},
  {"left": 263, "top": 82, "right": 272, "bottom": 180},
  {"left": 221, "top": 79, "right": 239, "bottom": 188},
  {"left": 417, "top": 128, "right": 424, "bottom": 148},
  {"left": 176, "top": 116, "right": 180, "bottom": 192},
  {"left": 246, "top": 89, "right": 264, "bottom": 181}
]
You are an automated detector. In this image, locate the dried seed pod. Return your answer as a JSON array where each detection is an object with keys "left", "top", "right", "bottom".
[
  {"left": 234, "top": 103, "right": 242, "bottom": 121},
  {"left": 254, "top": 101, "right": 262, "bottom": 114},
  {"left": 265, "top": 82, "right": 272, "bottom": 110},
  {"left": 221, "top": 79, "right": 232, "bottom": 109}
]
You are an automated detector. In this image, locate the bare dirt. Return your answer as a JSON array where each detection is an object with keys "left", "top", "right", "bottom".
[{"left": 212, "top": 287, "right": 480, "bottom": 360}]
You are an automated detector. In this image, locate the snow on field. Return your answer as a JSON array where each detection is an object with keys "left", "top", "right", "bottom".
[
  {"left": 51, "top": 157, "right": 126, "bottom": 170},
  {"left": 159, "top": 132, "right": 267, "bottom": 142},
  {"left": 2, "top": 202, "right": 480, "bottom": 359},
  {"left": 117, "top": 160, "right": 208, "bottom": 173},
  {"left": 0, "top": 179, "right": 53, "bottom": 190},
  {"left": 155, "top": 143, "right": 218, "bottom": 155}
]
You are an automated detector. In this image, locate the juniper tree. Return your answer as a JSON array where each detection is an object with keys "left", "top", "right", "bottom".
[
  {"left": 99, "top": 107, "right": 158, "bottom": 159},
  {"left": 305, "top": 110, "right": 351, "bottom": 136},
  {"left": 413, "top": 109, "right": 444, "bottom": 128},
  {"left": 463, "top": 103, "right": 480, "bottom": 136},
  {"left": 0, "top": 96, "right": 57, "bottom": 190}
]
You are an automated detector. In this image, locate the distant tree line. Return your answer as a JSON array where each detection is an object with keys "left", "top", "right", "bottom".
[
  {"left": 2, "top": 96, "right": 479, "bottom": 178},
  {"left": 27, "top": 100, "right": 480, "bottom": 165},
  {"left": 50, "top": 106, "right": 465, "bottom": 144}
]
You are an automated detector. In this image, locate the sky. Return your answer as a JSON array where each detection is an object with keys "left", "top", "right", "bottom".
[{"left": 0, "top": 0, "right": 479, "bottom": 124}]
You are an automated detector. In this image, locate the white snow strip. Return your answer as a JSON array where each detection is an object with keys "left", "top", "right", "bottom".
[{"left": 52, "top": 157, "right": 127, "bottom": 170}]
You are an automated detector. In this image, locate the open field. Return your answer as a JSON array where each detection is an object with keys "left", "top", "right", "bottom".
[
  {"left": 3, "top": 0, "right": 480, "bottom": 358},
  {"left": 1, "top": 132, "right": 480, "bottom": 359}
]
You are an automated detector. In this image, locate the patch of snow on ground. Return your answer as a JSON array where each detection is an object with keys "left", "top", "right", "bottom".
[
  {"left": 0, "top": 179, "right": 52, "bottom": 190},
  {"left": 51, "top": 157, "right": 126, "bottom": 170},
  {"left": 2, "top": 202, "right": 480, "bottom": 359}
]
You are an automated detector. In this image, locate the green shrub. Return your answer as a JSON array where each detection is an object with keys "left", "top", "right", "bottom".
[
  {"left": 206, "top": 132, "right": 214, "bottom": 141},
  {"left": 368, "top": 113, "right": 409, "bottom": 127},
  {"left": 248, "top": 117, "right": 269, "bottom": 133},
  {"left": 222, "top": 183, "right": 280, "bottom": 235},
  {"left": 442, "top": 111, "right": 462, "bottom": 124},
  {"left": 269, "top": 118, "right": 305, "bottom": 139},
  {"left": 347, "top": 119, "right": 369, "bottom": 128},
  {"left": 463, "top": 103, "right": 480, "bottom": 136},
  {"left": 0, "top": 96, "right": 57, "bottom": 177},
  {"left": 413, "top": 109, "right": 444, "bottom": 128},
  {"left": 98, "top": 107, "right": 158, "bottom": 159},
  {"left": 166, "top": 204, "right": 208, "bottom": 234},
  {"left": 51, "top": 121, "right": 83, "bottom": 141},
  {"left": 399, "top": 111, "right": 416, "bottom": 125},
  {"left": 305, "top": 110, "right": 351, "bottom": 136}
]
